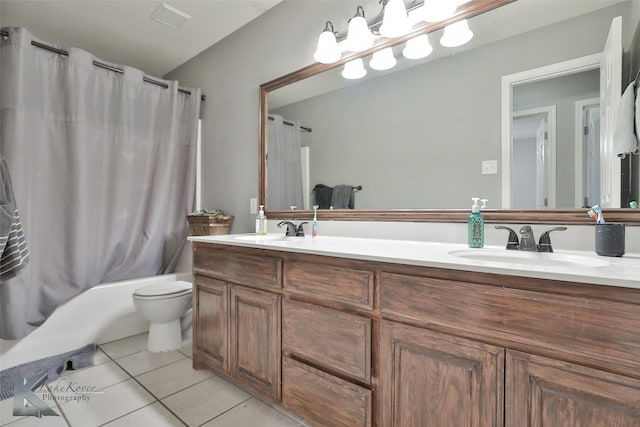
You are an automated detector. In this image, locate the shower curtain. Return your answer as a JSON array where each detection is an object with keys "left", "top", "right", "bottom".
[
  {"left": 0, "top": 27, "right": 201, "bottom": 339},
  {"left": 267, "top": 115, "right": 303, "bottom": 210}
]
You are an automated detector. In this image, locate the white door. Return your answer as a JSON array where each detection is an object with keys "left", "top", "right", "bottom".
[
  {"left": 585, "top": 104, "right": 601, "bottom": 207},
  {"left": 535, "top": 119, "right": 547, "bottom": 208},
  {"left": 599, "top": 16, "right": 622, "bottom": 207},
  {"left": 512, "top": 106, "right": 556, "bottom": 209}
]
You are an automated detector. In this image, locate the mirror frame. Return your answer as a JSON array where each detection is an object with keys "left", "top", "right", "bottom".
[{"left": 259, "top": 0, "right": 640, "bottom": 225}]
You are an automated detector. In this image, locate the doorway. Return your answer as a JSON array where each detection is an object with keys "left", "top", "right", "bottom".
[{"left": 513, "top": 106, "right": 556, "bottom": 208}]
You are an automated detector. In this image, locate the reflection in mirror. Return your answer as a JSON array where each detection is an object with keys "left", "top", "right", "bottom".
[
  {"left": 509, "top": 65, "right": 601, "bottom": 209},
  {"left": 263, "top": 0, "right": 640, "bottom": 215}
]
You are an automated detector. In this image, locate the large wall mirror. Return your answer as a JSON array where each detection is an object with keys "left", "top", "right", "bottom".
[{"left": 260, "top": 0, "right": 640, "bottom": 224}]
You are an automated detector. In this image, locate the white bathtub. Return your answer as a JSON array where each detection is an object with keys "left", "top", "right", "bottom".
[{"left": 0, "top": 272, "right": 192, "bottom": 371}]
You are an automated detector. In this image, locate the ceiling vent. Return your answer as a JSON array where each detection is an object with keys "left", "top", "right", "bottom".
[{"left": 151, "top": 3, "right": 192, "bottom": 30}]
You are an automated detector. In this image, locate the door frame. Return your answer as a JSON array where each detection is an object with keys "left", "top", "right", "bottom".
[
  {"left": 501, "top": 53, "right": 601, "bottom": 208},
  {"left": 513, "top": 106, "right": 557, "bottom": 208},
  {"left": 574, "top": 97, "right": 600, "bottom": 208}
]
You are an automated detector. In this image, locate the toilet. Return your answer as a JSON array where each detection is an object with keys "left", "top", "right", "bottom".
[{"left": 132, "top": 281, "right": 193, "bottom": 352}]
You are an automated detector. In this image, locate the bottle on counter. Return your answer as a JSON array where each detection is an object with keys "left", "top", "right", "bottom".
[{"left": 255, "top": 205, "right": 267, "bottom": 235}]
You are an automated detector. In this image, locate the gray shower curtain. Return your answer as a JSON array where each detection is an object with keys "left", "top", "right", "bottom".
[
  {"left": 267, "top": 115, "right": 304, "bottom": 211},
  {"left": 0, "top": 27, "right": 201, "bottom": 339}
]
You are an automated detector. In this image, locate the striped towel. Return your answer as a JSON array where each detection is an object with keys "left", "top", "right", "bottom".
[{"left": 0, "top": 157, "right": 29, "bottom": 281}]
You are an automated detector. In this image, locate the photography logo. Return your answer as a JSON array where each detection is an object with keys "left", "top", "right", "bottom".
[{"left": 12, "top": 373, "right": 58, "bottom": 418}]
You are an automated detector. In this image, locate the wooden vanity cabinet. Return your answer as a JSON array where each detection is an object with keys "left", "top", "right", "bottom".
[
  {"left": 192, "top": 244, "right": 282, "bottom": 401},
  {"left": 193, "top": 242, "right": 640, "bottom": 426},
  {"left": 379, "top": 268, "right": 640, "bottom": 427}
]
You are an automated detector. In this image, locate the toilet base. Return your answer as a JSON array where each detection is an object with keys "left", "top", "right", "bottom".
[{"left": 147, "top": 319, "right": 182, "bottom": 352}]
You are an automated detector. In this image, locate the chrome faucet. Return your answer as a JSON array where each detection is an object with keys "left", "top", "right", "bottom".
[
  {"left": 277, "top": 221, "right": 307, "bottom": 237},
  {"left": 495, "top": 225, "right": 567, "bottom": 252}
]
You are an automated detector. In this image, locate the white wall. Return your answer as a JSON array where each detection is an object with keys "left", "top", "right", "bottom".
[{"left": 165, "top": 1, "right": 363, "bottom": 232}]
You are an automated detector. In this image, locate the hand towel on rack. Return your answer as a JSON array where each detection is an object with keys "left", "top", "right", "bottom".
[
  {"left": 613, "top": 81, "right": 640, "bottom": 157},
  {"left": 313, "top": 184, "right": 333, "bottom": 209},
  {"left": 331, "top": 185, "right": 355, "bottom": 209},
  {"left": 0, "top": 157, "right": 29, "bottom": 282}
]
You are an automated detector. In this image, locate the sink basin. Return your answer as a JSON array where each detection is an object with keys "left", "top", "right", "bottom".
[
  {"left": 233, "top": 234, "right": 289, "bottom": 242},
  {"left": 449, "top": 249, "right": 610, "bottom": 268}
]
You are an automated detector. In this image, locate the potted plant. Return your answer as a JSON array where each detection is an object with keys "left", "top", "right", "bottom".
[{"left": 187, "top": 209, "right": 234, "bottom": 236}]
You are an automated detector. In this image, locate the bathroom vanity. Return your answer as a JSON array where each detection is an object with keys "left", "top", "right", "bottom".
[{"left": 189, "top": 235, "right": 640, "bottom": 427}]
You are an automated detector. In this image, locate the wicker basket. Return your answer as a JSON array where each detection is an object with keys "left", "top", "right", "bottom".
[{"left": 187, "top": 215, "right": 233, "bottom": 236}]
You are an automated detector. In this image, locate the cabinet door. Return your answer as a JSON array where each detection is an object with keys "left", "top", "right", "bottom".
[
  {"left": 380, "top": 320, "right": 504, "bottom": 427},
  {"left": 506, "top": 350, "right": 640, "bottom": 426},
  {"left": 193, "top": 276, "right": 228, "bottom": 372},
  {"left": 229, "top": 286, "right": 281, "bottom": 401}
]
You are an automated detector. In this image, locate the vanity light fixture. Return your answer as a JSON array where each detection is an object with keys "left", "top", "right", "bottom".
[
  {"left": 379, "top": 0, "right": 410, "bottom": 38},
  {"left": 422, "top": 0, "right": 458, "bottom": 23},
  {"left": 403, "top": 34, "right": 433, "bottom": 59},
  {"left": 440, "top": 19, "right": 473, "bottom": 47},
  {"left": 313, "top": 21, "right": 341, "bottom": 64},
  {"left": 346, "top": 6, "right": 374, "bottom": 52},
  {"left": 342, "top": 58, "right": 367, "bottom": 79},
  {"left": 370, "top": 47, "right": 397, "bottom": 71}
]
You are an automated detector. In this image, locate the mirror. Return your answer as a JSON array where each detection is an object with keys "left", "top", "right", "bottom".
[{"left": 260, "top": 0, "right": 640, "bottom": 224}]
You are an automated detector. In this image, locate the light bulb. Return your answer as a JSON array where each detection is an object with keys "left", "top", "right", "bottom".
[
  {"left": 440, "top": 19, "right": 473, "bottom": 47},
  {"left": 422, "top": 0, "right": 457, "bottom": 22},
  {"left": 379, "top": 0, "right": 410, "bottom": 38},
  {"left": 370, "top": 47, "right": 397, "bottom": 71},
  {"left": 313, "top": 22, "right": 341, "bottom": 64},
  {"left": 403, "top": 34, "right": 433, "bottom": 59},
  {"left": 342, "top": 58, "right": 367, "bottom": 79},
  {"left": 346, "top": 7, "right": 373, "bottom": 52}
]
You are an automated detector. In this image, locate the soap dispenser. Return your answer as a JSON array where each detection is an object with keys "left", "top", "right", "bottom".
[
  {"left": 255, "top": 205, "right": 267, "bottom": 235},
  {"left": 468, "top": 197, "right": 484, "bottom": 248}
]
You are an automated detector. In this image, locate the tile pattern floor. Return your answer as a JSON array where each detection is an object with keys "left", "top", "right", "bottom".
[{"left": 1, "top": 333, "right": 308, "bottom": 427}]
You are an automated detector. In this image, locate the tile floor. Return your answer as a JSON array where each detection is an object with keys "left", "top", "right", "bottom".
[{"left": 1, "top": 333, "right": 308, "bottom": 427}]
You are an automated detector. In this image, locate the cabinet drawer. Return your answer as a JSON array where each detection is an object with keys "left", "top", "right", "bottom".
[
  {"left": 380, "top": 271, "right": 640, "bottom": 377},
  {"left": 283, "top": 357, "right": 372, "bottom": 427},
  {"left": 193, "top": 245, "right": 282, "bottom": 290},
  {"left": 283, "top": 299, "right": 371, "bottom": 384},
  {"left": 284, "top": 259, "right": 373, "bottom": 309}
]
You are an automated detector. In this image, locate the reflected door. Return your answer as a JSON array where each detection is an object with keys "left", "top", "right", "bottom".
[
  {"left": 512, "top": 107, "right": 556, "bottom": 209},
  {"left": 599, "top": 16, "right": 622, "bottom": 208}
]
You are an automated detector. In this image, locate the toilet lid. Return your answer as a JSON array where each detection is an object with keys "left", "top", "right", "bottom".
[{"left": 133, "top": 280, "right": 192, "bottom": 297}]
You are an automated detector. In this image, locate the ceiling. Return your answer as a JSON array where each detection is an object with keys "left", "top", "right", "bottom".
[{"left": 0, "top": 0, "right": 281, "bottom": 77}]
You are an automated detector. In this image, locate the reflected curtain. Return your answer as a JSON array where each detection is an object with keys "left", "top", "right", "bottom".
[
  {"left": 0, "top": 27, "right": 201, "bottom": 339},
  {"left": 267, "top": 115, "right": 303, "bottom": 210}
]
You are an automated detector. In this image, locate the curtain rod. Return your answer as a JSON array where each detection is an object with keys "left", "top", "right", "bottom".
[
  {"left": 268, "top": 115, "right": 312, "bottom": 133},
  {"left": 0, "top": 29, "right": 205, "bottom": 101}
]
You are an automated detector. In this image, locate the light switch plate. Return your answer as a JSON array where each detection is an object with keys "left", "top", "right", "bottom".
[
  {"left": 250, "top": 198, "right": 258, "bottom": 214},
  {"left": 482, "top": 160, "right": 498, "bottom": 175}
]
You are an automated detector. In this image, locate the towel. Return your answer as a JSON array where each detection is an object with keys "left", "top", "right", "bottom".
[
  {"left": 331, "top": 185, "right": 355, "bottom": 209},
  {"left": 313, "top": 184, "right": 333, "bottom": 209},
  {"left": 613, "top": 81, "right": 640, "bottom": 157},
  {"left": 0, "top": 157, "right": 29, "bottom": 282}
]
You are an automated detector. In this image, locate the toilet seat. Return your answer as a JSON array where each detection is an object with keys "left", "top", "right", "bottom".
[{"left": 133, "top": 280, "right": 192, "bottom": 300}]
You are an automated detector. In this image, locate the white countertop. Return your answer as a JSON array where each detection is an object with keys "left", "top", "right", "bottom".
[{"left": 189, "top": 234, "right": 640, "bottom": 290}]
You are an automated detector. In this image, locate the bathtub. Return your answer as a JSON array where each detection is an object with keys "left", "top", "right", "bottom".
[{"left": 0, "top": 272, "right": 192, "bottom": 371}]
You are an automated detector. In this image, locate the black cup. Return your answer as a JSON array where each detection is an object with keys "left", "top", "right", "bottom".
[{"left": 595, "top": 223, "right": 625, "bottom": 257}]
